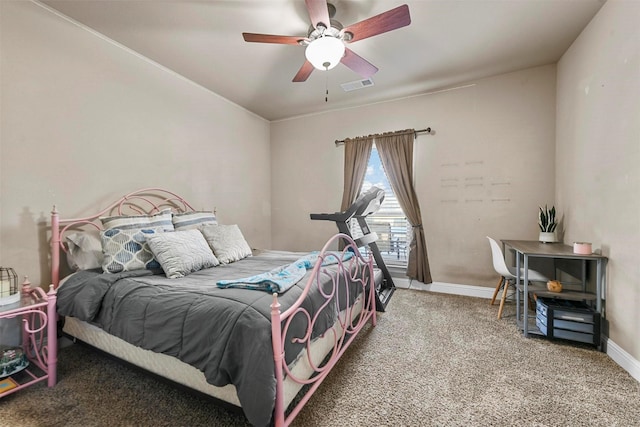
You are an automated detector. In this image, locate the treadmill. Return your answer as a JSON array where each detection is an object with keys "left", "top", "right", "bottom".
[{"left": 310, "top": 186, "right": 396, "bottom": 311}]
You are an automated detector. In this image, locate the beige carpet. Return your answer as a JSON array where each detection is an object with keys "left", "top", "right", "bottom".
[{"left": 2, "top": 289, "right": 639, "bottom": 426}]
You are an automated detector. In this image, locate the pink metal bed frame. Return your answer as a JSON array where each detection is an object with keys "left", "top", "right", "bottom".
[{"left": 50, "top": 188, "right": 377, "bottom": 426}]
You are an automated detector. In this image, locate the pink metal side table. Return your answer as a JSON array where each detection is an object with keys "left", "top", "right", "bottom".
[{"left": 0, "top": 279, "right": 57, "bottom": 397}]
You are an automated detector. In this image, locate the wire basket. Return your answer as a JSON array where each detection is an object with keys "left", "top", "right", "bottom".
[{"left": 0, "top": 267, "right": 19, "bottom": 306}]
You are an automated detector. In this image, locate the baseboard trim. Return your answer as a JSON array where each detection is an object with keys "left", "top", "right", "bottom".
[
  {"left": 605, "top": 338, "right": 640, "bottom": 383},
  {"left": 404, "top": 280, "right": 639, "bottom": 384},
  {"left": 411, "top": 281, "right": 495, "bottom": 299}
]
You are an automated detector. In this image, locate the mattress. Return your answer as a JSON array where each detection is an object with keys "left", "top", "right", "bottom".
[{"left": 62, "top": 290, "right": 367, "bottom": 409}]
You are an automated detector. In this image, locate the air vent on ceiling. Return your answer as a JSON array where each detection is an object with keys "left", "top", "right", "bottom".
[{"left": 341, "top": 78, "right": 375, "bottom": 92}]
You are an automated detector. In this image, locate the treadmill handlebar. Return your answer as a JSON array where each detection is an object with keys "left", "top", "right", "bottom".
[
  {"left": 309, "top": 212, "right": 350, "bottom": 222},
  {"left": 310, "top": 187, "right": 385, "bottom": 222}
]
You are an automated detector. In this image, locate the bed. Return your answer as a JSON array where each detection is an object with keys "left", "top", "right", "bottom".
[{"left": 51, "top": 188, "right": 378, "bottom": 427}]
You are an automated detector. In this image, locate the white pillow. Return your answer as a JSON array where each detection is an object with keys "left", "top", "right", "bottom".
[
  {"left": 146, "top": 230, "right": 219, "bottom": 278},
  {"left": 66, "top": 231, "right": 103, "bottom": 271},
  {"left": 200, "top": 224, "right": 252, "bottom": 264}
]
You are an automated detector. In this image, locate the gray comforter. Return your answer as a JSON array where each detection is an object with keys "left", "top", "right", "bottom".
[{"left": 56, "top": 250, "right": 365, "bottom": 427}]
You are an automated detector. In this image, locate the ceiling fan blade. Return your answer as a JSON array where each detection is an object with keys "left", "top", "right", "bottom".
[
  {"left": 341, "top": 48, "right": 378, "bottom": 78},
  {"left": 305, "top": 0, "right": 331, "bottom": 30},
  {"left": 293, "top": 60, "right": 315, "bottom": 82},
  {"left": 242, "top": 33, "right": 305, "bottom": 45},
  {"left": 342, "top": 4, "right": 411, "bottom": 43}
]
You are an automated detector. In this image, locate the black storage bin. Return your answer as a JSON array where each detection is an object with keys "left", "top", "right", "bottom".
[{"left": 536, "top": 297, "right": 600, "bottom": 346}]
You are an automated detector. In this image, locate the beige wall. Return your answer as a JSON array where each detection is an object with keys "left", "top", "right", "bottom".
[
  {"left": 556, "top": 0, "right": 640, "bottom": 361},
  {"left": 0, "top": 1, "right": 271, "bottom": 285},
  {"left": 271, "top": 65, "right": 557, "bottom": 287}
]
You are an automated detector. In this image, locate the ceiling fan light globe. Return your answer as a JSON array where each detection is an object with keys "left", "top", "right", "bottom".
[{"left": 305, "top": 36, "right": 345, "bottom": 71}]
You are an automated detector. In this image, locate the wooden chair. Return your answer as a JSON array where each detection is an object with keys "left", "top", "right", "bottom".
[{"left": 486, "top": 236, "right": 549, "bottom": 319}]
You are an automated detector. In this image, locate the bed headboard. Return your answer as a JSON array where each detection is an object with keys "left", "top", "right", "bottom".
[{"left": 51, "top": 188, "right": 199, "bottom": 289}]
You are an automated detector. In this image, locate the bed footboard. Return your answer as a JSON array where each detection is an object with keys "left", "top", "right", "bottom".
[{"left": 270, "top": 233, "right": 377, "bottom": 426}]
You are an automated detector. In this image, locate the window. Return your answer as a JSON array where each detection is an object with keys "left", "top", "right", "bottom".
[{"left": 349, "top": 144, "right": 409, "bottom": 267}]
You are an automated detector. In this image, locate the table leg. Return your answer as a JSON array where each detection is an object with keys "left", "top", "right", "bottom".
[
  {"left": 596, "top": 259, "right": 602, "bottom": 313},
  {"left": 515, "top": 252, "right": 521, "bottom": 322},
  {"left": 523, "top": 255, "right": 529, "bottom": 337}
]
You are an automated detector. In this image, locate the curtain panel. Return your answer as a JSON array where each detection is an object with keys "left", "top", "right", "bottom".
[
  {"left": 374, "top": 130, "right": 432, "bottom": 284},
  {"left": 339, "top": 136, "right": 373, "bottom": 250},
  {"left": 340, "top": 136, "right": 374, "bottom": 213}
]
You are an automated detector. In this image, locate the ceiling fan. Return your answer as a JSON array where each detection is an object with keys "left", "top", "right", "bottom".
[{"left": 242, "top": 0, "right": 411, "bottom": 82}]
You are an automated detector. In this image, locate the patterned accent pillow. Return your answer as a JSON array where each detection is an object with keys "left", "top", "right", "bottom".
[
  {"left": 146, "top": 230, "right": 219, "bottom": 278},
  {"left": 100, "top": 208, "right": 174, "bottom": 232},
  {"left": 172, "top": 211, "right": 217, "bottom": 230},
  {"left": 101, "top": 228, "right": 161, "bottom": 273},
  {"left": 200, "top": 224, "right": 252, "bottom": 264}
]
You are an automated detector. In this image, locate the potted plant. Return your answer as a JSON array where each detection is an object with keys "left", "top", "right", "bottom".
[{"left": 538, "top": 205, "right": 558, "bottom": 242}]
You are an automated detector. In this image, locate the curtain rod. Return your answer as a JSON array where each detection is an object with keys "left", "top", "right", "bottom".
[{"left": 334, "top": 127, "right": 434, "bottom": 146}]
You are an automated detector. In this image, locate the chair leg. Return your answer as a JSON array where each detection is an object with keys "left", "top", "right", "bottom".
[
  {"left": 497, "top": 279, "right": 510, "bottom": 319},
  {"left": 490, "top": 277, "right": 504, "bottom": 306}
]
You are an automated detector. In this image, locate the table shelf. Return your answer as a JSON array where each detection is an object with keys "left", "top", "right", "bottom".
[
  {"left": 516, "top": 318, "right": 544, "bottom": 336},
  {"left": 515, "top": 284, "right": 598, "bottom": 302}
]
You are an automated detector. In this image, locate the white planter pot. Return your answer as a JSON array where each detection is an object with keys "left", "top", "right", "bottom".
[{"left": 539, "top": 231, "right": 557, "bottom": 243}]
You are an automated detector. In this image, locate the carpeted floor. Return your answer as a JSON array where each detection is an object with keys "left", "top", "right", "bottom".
[{"left": 2, "top": 289, "right": 639, "bottom": 426}]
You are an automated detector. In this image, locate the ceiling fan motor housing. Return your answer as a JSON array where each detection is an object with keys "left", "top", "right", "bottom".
[{"left": 306, "top": 20, "right": 344, "bottom": 44}]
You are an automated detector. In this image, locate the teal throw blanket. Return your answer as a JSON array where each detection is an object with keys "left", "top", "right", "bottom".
[{"left": 216, "top": 251, "right": 354, "bottom": 293}]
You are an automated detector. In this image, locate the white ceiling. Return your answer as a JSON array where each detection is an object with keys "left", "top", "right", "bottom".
[{"left": 40, "top": 0, "right": 605, "bottom": 122}]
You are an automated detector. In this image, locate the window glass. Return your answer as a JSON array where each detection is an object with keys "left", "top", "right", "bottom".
[{"left": 350, "top": 144, "right": 409, "bottom": 267}]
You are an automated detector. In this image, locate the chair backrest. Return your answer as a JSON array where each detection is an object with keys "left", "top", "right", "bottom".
[{"left": 486, "top": 236, "right": 514, "bottom": 279}]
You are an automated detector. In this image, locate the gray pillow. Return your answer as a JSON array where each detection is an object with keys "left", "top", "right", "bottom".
[
  {"left": 200, "top": 224, "right": 252, "bottom": 264},
  {"left": 66, "top": 231, "right": 103, "bottom": 271},
  {"left": 146, "top": 229, "right": 219, "bottom": 278}
]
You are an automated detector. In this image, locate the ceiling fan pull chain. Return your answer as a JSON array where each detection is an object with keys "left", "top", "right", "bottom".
[{"left": 325, "top": 65, "right": 329, "bottom": 103}]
